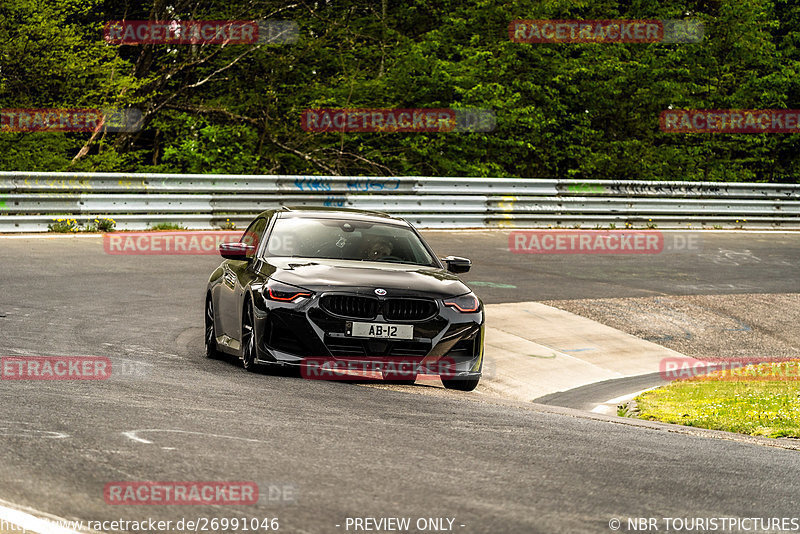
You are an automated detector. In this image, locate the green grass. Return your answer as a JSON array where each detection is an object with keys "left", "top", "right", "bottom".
[
  {"left": 90, "top": 217, "right": 116, "bottom": 232},
  {"left": 148, "top": 222, "right": 187, "bottom": 230},
  {"left": 48, "top": 218, "right": 81, "bottom": 233},
  {"left": 636, "top": 361, "right": 800, "bottom": 438},
  {"left": 47, "top": 217, "right": 116, "bottom": 232}
]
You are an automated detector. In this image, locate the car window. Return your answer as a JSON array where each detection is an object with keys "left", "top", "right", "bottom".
[
  {"left": 239, "top": 217, "right": 267, "bottom": 257},
  {"left": 265, "top": 217, "right": 436, "bottom": 266}
]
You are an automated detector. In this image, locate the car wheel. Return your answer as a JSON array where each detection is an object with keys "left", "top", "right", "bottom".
[
  {"left": 442, "top": 377, "right": 480, "bottom": 391},
  {"left": 205, "top": 296, "right": 221, "bottom": 359},
  {"left": 241, "top": 301, "right": 258, "bottom": 372}
]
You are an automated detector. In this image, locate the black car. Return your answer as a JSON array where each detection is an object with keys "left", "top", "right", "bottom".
[{"left": 205, "top": 207, "right": 484, "bottom": 391}]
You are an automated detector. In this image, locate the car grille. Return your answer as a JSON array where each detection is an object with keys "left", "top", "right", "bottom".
[
  {"left": 320, "top": 295, "right": 379, "bottom": 319},
  {"left": 383, "top": 298, "right": 437, "bottom": 321},
  {"left": 320, "top": 295, "right": 437, "bottom": 321}
]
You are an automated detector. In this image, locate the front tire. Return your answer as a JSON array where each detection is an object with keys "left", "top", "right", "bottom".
[
  {"left": 205, "top": 296, "right": 222, "bottom": 359},
  {"left": 241, "top": 301, "right": 258, "bottom": 372},
  {"left": 442, "top": 377, "right": 480, "bottom": 392}
]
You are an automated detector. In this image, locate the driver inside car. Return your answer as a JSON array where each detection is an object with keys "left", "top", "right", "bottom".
[{"left": 359, "top": 236, "right": 394, "bottom": 261}]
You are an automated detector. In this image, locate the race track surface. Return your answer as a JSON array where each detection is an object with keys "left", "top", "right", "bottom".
[{"left": 0, "top": 231, "right": 798, "bottom": 533}]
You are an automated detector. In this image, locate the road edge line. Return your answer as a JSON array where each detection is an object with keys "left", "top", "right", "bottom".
[{"left": 0, "top": 498, "right": 89, "bottom": 534}]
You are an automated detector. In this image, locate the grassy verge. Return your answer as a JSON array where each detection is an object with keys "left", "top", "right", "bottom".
[
  {"left": 147, "top": 222, "right": 188, "bottom": 231},
  {"left": 48, "top": 217, "right": 116, "bottom": 232},
  {"left": 635, "top": 361, "right": 800, "bottom": 438}
]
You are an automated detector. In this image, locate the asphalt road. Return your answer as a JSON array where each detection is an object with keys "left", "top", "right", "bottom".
[
  {"left": 0, "top": 231, "right": 799, "bottom": 534},
  {"left": 443, "top": 230, "right": 800, "bottom": 302},
  {"left": 533, "top": 373, "right": 670, "bottom": 412}
]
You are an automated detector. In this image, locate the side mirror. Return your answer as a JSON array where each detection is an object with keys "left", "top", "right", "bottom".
[
  {"left": 220, "top": 242, "right": 255, "bottom": 261},
  {"left": 442, "top": 256, "right": 471, "bottom": 274}
]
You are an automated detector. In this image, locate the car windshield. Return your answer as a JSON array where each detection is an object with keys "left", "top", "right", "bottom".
[{"left": 265, "top": 217, "right": 438, "bottom": 267}]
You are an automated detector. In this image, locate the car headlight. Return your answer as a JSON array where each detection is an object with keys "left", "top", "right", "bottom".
[
  {"left": 443, "top": 292, "right": 480, "bottom": 313},
  {"left": 263, "top": 280, "right": 313, "bottom": 302}
]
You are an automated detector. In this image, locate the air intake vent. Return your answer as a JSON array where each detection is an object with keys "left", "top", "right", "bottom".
[
  {"left": 383, "top": 299, "right": 437, "bottom": 321},
  {"left": 324, "top": 336, "right": 431, "bottom": 358},
  {"left": 320, "top": 295, "right": 379, "bottom": 319}
]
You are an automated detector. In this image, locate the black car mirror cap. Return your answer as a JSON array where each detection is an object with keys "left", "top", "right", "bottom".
[
  {"left": 442, "top": 255, "right": 471, "bottom": 273},
  {"left": 220, "top": 242, "right": 255, "bottom": 261}
]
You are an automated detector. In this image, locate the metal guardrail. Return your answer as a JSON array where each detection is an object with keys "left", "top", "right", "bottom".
[{"left": 0, "top": 171, "right": 798, "bottom": 232}]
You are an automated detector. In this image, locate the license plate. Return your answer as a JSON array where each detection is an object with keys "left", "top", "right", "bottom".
[{"left": 349, "top": 322, "right": 414, "bottom": 340}]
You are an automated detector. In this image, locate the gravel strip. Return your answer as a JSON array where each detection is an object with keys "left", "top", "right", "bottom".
[{"left": 542, "top": 293, "right": 800, "bottom": 361}]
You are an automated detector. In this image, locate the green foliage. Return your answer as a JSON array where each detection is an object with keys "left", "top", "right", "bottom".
[
  {"left": 637, "top": 361, "right": 800, "bottom": 438},
  {"left": 47, "top": 216, "right": 116, "bottom": 232},
  {"left": 149, "top": 222, "right": 187, "bottom": 230},
  {"left": 0, "top": 0, "right": 798, "bottom": 181},
  {"left": 47, "top": 218, "right": 81, "bottom": 233},
  {"left": 89, "top": 217, "right": 116, "bottom": 232}
]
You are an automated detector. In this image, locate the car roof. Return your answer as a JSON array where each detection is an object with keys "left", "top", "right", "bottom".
[{"left": 257, "top": 207, "right": 411, "bottom": 226}]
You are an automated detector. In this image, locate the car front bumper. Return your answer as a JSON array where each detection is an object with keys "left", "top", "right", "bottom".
[{"left": 251, "top": 290, "right": 484, "bottom": 379}]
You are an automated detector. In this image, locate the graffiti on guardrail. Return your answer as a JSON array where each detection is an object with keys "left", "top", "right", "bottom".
[
  {"left": 565, "top": 183, "right": 606, "bottom": 194},
  {"left": 611, "top": 184, "right": 722, "bottom": 196},
  {"left": 1, "top": 174, "right": 797, "bottom": 233},
  {"left": 293, "top": 177, "right": 331, "bottom": 191},
  {"left": 20, "top": 178, "right": 94, "bottom": 189},
  {"left": 346, "top": 178, "right": 400, "bottom": 192},
  {"left": 559, "top": 182, "right": 727, "bottom": 197},
  {"left": 292, "top": 177, "right": 402, "bottom": 192},
  {"left": 323, "top": 197, "right": 345, "bottom": 207}
]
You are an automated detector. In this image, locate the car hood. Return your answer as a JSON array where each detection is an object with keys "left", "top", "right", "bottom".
[{"left": 264, "top": 257, "right": 471, "bottom": 298}]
